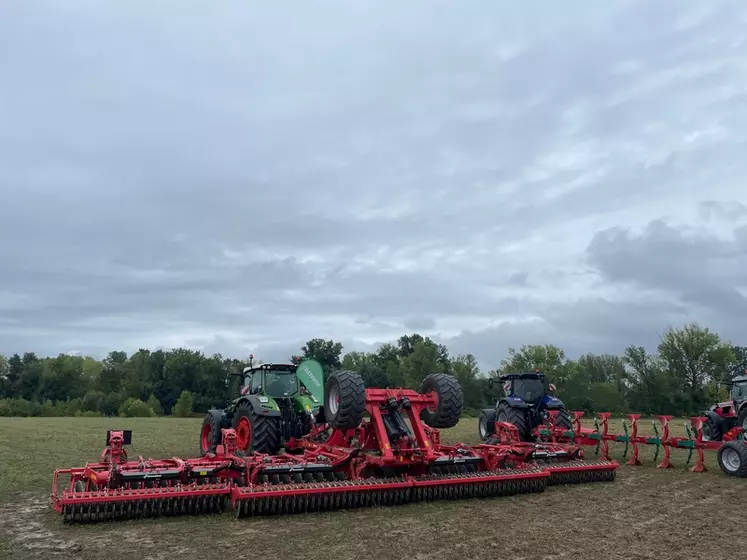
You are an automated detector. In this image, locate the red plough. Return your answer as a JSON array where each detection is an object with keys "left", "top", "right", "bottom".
[
  {"left": 533, "top": 410, "right": 746, "bottom": 476},
  {"left": 51, "top": 373, "right": 618, "bottom": 523}
]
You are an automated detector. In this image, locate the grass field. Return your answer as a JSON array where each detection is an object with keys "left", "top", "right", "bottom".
[{"left": 1, "top": 416, "right": 746, "bottom": 560}]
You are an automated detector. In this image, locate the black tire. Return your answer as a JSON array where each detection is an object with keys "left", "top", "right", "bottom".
[
  {"left": 552, "top": 407, "right": 572, "bottom": 430},
  {"left": 736, "top": 408, "right": 747, "bottom": 433},
  {"left": 478, "top": 408, "right": 496, "bottom": 441},
  {"left": 199, "top": 409, "right": 225, "bottom": 455},
  {"left": 324, "top": 370, "right": 366, "bottom": 430},
  {"left": 418, "top": 373, "right": 463, "bottom": 429},
  {"left": 702, "top": 415, "right": 723, "bottom": 442},
  {"left": 497, "top": 401, "right": 530, "bottom": 441},
  {"left": 232, "top": 402, "right": 281, "bottom": 455},
  {"left": 717, "top": 440, "right": 747, "bottom": 477}
]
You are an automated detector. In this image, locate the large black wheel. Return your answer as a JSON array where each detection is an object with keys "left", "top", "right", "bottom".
[
  {"left": 478, "top": 408, "right": 496, "bottom": 441},
  {"left": 702, "top": 415, "right": 723, "bottom": 442},
  {"left": 551, "top": 407, "right": 572, "bottom": 430},
  {"left": 325, "top": 370, "right": 366, "bottom": 430},
  {"left": 231, "top": 402, "right": 281, "bottom": 455},
  {"left": 497, "top": 401, "right": 530, "bottom": 441},
  {"left": 199, "top": 409, "right": 225, "bottom": 455},
  {"left": 418, "top": 373, "right": 463, "bottom": 429},
  {"left": 736, "top": 408, "right": 747, "bottom": 433},
  {"left": 717, "top": 440, "right": 747, "bottom": 477}
]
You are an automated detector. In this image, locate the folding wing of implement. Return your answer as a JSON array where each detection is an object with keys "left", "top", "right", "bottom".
[{"left": 51, "top": 372, "right": 618, "bottom": 523}]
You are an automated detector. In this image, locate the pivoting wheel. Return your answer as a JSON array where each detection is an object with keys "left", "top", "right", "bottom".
[
  {"left": 418, "top": 373, "right": 463, "bottom": 429},
  {"left": 200, "top": 410, "right": 224, "bottom": 455},
  {"left": 324, "top": 370, "right": 365, "bottom": 430}
]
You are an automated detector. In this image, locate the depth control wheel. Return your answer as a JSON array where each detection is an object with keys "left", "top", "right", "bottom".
[
  {"left": 324, "top": 370, "right": 366, "bottom": 430},
  {"left": 418, "top": 373, "right": 463, "bottom": 428}
]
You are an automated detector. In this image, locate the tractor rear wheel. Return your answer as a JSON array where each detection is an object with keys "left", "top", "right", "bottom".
[
  {"left": 200, "top": 409, "right": 225, "bottom": 455},
  {"left": 736, "top": 409, "right": 747, "bottom": 433},
  {"left": 232, "top": 403, "right": 281, "bottom": 455},
  {"left": 702, "top": 416, "right": 722, "bottom": 441},
  {"left": 552, "top": 407, "right": 572, "bottom": 431},
  {"left": 478, "top": 408, "right": 496, "bottom": 441},
  {"left": 324, "top": 370, "right": 366, "bottom": 430},
  {"left": 717, "top": 440, "right": 747, "bottom": 477},
  {"left": 418, "top": 373, "right": 463, "bottom": 428},
  {"left": 497, "top": 402, "right": 530, "bottom": 441}
]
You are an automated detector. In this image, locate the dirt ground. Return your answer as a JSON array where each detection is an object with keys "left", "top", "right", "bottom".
[{"left": 1, "top": 417, "right": 746, "bottom": 560}]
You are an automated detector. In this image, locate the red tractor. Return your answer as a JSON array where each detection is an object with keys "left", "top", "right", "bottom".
[{"left": 703, "top": 373, "right": 747, "bottom": 442}]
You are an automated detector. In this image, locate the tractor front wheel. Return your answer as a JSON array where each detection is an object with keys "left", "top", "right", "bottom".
[
  {"left": 325, "top": 370, "right": 366, "bottom": 430},
  {"left": 232, "top": 403, "right": 281, "bottom": 455},
  {"left": 717, "top": 440, "right": 747, "bottom": 477},
  {"left": 418, "top": 373, "right": 463, "bottom": 429},
  {"left": 199, "top": 409, "right": 225, "bottom": 455},
  {"left": 497, "top": 402, "right": 530, "bottom": 441}
]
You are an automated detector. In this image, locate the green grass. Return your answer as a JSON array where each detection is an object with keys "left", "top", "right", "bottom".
[
  {"left": 0, "top": 417, "right": 204, "bottom": 498},
  {"left": 1, "top": 415, "right": 746, "bottom": 560}
]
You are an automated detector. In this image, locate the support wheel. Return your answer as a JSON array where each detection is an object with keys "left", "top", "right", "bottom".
[
  {"left": 717, "top": 440, "right": 747, "bottom": 477},
  {"left": 478, "top": 408, "right": 496, "bottom": 441},
  {"left": 232, "top": 403, "right": 281, "bottom": 455},
  {"left": 200, "top": 409, "right": 225, "bottom": 455},
  {"left": 418, "top": 373, "right": 463, "bottom": 428},
  {"left": 325, "top": 370, "right": 366, "bottom": 430},
  {"left": 497, "top": 402, "right": 530, "bottom": 441}
]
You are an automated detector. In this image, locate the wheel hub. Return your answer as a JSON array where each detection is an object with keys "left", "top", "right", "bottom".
[
  {"left": 722, "top": 448, "right": 742, "bottom": 472},
  {"left": 235, "top": 417, "right": 252, "bottom": 450}
]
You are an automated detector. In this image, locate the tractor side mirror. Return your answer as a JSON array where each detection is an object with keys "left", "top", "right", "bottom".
[{"left": 488, "top": 378, "right": 494, "bottom": 389}]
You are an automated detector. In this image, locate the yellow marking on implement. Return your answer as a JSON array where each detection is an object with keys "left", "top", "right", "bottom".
[
  {"left": 425, "top": 441, "right": 430, "bottom": 446},
  {"left": 199, "top": 471, "right": 207, "bottom": 476},
  {"left": 384, "top": 443, "right": 390, "bottom": 449}
]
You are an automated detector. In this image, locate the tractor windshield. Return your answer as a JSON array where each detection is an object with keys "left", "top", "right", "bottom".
[
  {"left": 513, "top": 378, "right": 544, "bottom": 403},
  {"left": 264, "top": 371, "right": 298, "bottom": 398},
  {"left": 732, "top": 381, "right": 747, "bottom": 400}
]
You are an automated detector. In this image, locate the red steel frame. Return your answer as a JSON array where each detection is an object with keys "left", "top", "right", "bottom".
[
  {"left": 530, "top": 410, "right": 745, "bottom": 473},
  {"left": 51, "top": 388, "right": 619, "bottom": 519}
]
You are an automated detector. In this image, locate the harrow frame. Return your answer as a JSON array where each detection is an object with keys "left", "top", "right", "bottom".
[{"left": 51, "top": 377, "right": 618, "bottom": 523}]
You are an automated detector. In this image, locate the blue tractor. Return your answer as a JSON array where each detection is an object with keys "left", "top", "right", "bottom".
[{"left": 478, "top": 370, "right": 572, "bottom": 442}]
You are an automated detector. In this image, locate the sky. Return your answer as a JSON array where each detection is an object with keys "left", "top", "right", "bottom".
[{"left": 1, "top": 0, "right": 746, "bottom": 371}]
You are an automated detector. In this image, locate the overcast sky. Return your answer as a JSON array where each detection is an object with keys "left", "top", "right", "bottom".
[{"left": 1, "top": 1, "right": 746, "bottom": 371}]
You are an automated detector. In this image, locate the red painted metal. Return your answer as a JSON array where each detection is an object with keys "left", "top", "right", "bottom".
[
  {"left": 52, "top": 387, "right": 618, "bottom": 523},
  {"left": 529, "top": 411, "right": 745, "bottom": 473}
]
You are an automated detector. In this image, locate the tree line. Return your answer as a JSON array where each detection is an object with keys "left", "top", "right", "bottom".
[{"left": 0, "top": 322, "right": 744, "bottom": 418}]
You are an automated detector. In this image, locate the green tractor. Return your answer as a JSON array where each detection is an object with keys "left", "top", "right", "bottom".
[{"left": 199, "top": 357, "right": 326, "bottom": 456}]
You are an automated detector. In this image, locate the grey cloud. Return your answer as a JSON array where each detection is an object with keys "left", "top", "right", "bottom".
[{"left": 2, "top": 1, "right": 747, "bottom": 366}]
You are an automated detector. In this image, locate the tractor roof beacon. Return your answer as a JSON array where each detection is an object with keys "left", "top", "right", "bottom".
[
  {"left": 199, "top": 355, "right": 325, "bottom": 456},
  {"left": 702, "top": 372, "right": 747, "bottom": 443},
  {"left": 478, "top": 370, "right": 570, "bottom": 442}
]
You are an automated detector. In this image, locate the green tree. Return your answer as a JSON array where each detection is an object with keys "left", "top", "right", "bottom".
[
  {"left": 299, "top": 338, "right": 344, "bottom": 371},
  {"left": 173, "top": 390, "right": 195, "bottom": 417},
  {"left": 657, "top": 323, "right": 735, "bottom": 413},
  {"left": 146, "top": 393, "right": 164, "bottom": 416},
  {"left": 499, "top": 344, "right": 571, "bottom": 384},
  {"left": 341, "top": 351, "right": 390, "bottom": 387},
  {"left": 118, "top": 397, "right": 155, "bottom": 417}
]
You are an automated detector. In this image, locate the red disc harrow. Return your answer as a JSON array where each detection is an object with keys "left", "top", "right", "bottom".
[{"left": 51, "top": 374, "right": 618, "bottom": 523}]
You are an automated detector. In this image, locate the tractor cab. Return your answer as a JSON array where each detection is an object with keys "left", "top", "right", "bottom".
[
  {"left": 495, "top": 370, "right": 558, "bottom": 405},
  {"left": 728, "top": 375, "right": 747, "bottom": 406},
  {"left": 241, "top": 363, "right": 300, "bottom": 400}
]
